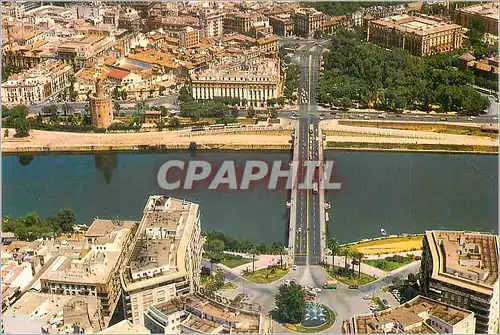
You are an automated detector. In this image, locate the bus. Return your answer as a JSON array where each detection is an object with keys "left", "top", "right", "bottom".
[
  {"left": 312, "top": 182, "right": 318, "bottom": 194},
  {"left": 225, "top": 123, "right": 242, "bottom": 129},
  {"left": 191, "top": 126, "right": 206, "bottom": 132},
  {"left": 208, "top": 124, "right": 225, "bottom": 130}
]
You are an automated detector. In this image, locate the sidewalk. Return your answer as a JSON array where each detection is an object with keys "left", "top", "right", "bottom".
[{"left": 220, "top": 253, "right": 291, "bottom": 276}]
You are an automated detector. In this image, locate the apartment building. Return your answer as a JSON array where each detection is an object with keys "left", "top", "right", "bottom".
[
  {"left": 294, "top": 8, "right": 324, "bottom": 38},
  {"left": 352, "top": 295, "right": 476, "bottom": 334},
  {"left": 200, "top": 8, "right": 224, "bottom": 38},
  {"left": 120, "top": 195, "right": 204, "bottom": 325},
  {"left": 144, "top": 293, "right": 272, "bottom": 334},
  {"left": 39, "top": 219, "right": 138, "bottom": 324},
  {"left": 1, "top": 60, "right": 73, "bottom": 105},
  {"left": 421, "top": 230, "right": 499, "bottom": 334},
  {"left": 56, "top": 35, "right": 115, "bottom": 70},
  {"left": 368, "top": 15, "right": 463, "bottom": 56},
  {"left": 224, "top": 12, "right": 271, "bottom": 37},
  {"left": 454, "top": 2, "right": 498, "bottom": 36},
  {"left": 179, "top": 27, "right": 200, "bottom": 49},
  {"left": 269, "top": 14, "right": 295, "bottom": 37},
  {"left": 191, "top": 57, "right": 281, "bottom": 107},
  {"left": 2, "top": 292, "right": 104, "bottom": 334}
]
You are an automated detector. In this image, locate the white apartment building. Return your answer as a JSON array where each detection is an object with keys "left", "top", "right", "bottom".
[
  {"left": 1, "top": 60, "right": 73, "bottom": 105},
  {"left": 200, "top": 8, "right": 224, "bottom": 38},
  {"left": 190, "top": 57, "right": 282, "bottom": 107},
  {"left": 40, "top": 219, "right": 138, "bottom": 325},
  {"left": 120, "top": 195, "right": 204, "bottom": 325},
  {"left": 422, "top": 230, "right": 499, "bottom": 334}
]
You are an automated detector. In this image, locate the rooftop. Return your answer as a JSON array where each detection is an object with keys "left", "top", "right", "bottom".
[
  {"left": 372, "top": 15, "right": 462, "bottom": 36},
  {"left": 122, "top": 196, "right": 200, "bottom": 291},
  {"left": 97, "top": 320, "right": 150, "bottom": 334},
  {"left": 2, "top": 292, "right": 101, "bottom": 334},
  {"left": 457, "top": 2, "right": 499, "bottom": 21},
  {"left": 354, "top": 295, "right": 473, "bottom": 334},
  {"left": 425, "top": 230, "right": 498, "bottom": 295}
]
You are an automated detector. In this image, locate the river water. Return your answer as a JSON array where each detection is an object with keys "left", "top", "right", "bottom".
[{"left": 2, "top": 151, "right": 497, "bottom": 243}]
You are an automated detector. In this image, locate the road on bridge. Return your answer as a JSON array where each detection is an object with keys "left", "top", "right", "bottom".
[{"left": 293, "top": 43, "right": 324, "bottom": 266}]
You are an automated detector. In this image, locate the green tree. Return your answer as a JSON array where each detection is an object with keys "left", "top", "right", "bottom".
[
  {"left": 112, "top": 87, "right": 120, "bottom": 100},
  {"left": 178, "top": 86, "right": 194, "bottom": 102},
  {"left": 120, "top": 90, "right": 128, "bottom": 100},
  {"left": 327, "top": 237, "right": 340, "bottom": 268},
  {"left": 275, "top": 282, "right": 306, "bottom": 324},
  {"left": 168, "top": 117, "right": 181, "bottom": 128},
  {"left": 2, "top": 105, "right": 9, "bottom": 118},
  {"left": 247, "top": 107, "right": 256, "bottom": 118},
  {"left": 4, "top": 128, "right": 9, "bottom": 138},
  {"left": 84, "top": 104, "right": 90, "bottom": 115},
  {"left": 113, "top": 102, "right": 121, "bottom": 116},
  {"left": 205, "top": 238, "right": 225, "bottom": 271},
  {"left": 55, "top": 209, "right": 77, "bottom": 233}
]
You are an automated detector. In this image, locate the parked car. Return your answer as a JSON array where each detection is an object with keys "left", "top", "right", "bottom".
[
  {"left": 334, "top": 115, "right": 341, "bottom": 119},
  {"left": 440, "top": 117, "right": 448, "bottom": 121},
  {"left": 348, "top": 285, "right": 359, "bottom": 289},
  {"left": 293, "top": 265, "right": 297, "bottom": 270},
  {"left": 364, "top": 115, "right": 371, "bottom": 120}
]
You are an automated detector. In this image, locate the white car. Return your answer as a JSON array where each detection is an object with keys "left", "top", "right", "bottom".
[
  {"left": 313, "top": 288, "right": 322, "bottom": 293},
  {"left": 293, "top": 265, "right": 297, "bottom": 270},
  {"left": 492, "top": 116, "right": 498, "bottom": 121},
  {"left": 285, "top": 280, "right": 291, "bottom": 285}
]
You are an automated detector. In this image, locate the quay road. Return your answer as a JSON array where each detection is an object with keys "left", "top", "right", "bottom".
[{"left": 292, "top": 43, "right": 325, "bottom": 266}]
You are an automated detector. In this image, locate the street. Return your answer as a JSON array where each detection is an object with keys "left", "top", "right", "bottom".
[
  {"left": 293, "top": 43, "right": 324, "bottom": 266},
  {"left": 27, "top": 95, "right": 179, "bottom": 115}
]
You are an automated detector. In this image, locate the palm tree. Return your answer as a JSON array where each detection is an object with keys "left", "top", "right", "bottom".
[
  {"left": 250, "top": 246, "right": 257, "bottom": 274},
  {"left": 327, "top": 237, "right": 340, "bottom": 269},
  {"left": 339, "top": 248, "right": 349, "bottom": 269},
  {"left": 357, "top": 252, "right": 365, "bottom": 279}
]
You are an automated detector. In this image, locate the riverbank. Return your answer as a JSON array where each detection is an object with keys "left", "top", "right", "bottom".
[{"left": 2, "top": 128, "right": 497, "bottom": 154}]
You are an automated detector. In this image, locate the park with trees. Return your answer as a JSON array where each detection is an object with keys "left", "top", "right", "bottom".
[
  {"left": 2, "top": 209, "right": 78, "bottom": 241},
  {"left": 318, "top": 29, "right": 491, "bottom": 115}
]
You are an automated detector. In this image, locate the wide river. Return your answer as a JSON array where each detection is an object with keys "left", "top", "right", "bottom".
[{"left": 2, "top": 151, "right": 497, "bottom": 243}]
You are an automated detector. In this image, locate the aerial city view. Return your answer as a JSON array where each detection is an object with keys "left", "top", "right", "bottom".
[{"left": 1, "top": 0, "right": 499, "bottom": 334}]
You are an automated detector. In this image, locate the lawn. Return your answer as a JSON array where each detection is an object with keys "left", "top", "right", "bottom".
[
  {"left": 326, "top": 266, "right": 376, "bottom": 286},
  {"left": 221, "top": 257, "right": 252, "bottom": 269},
  {"left": 284, "top": 306, "right": 336, "bottom": 333},
  {"left": 365, "top": 255, "right": 416, "bottom": 272},
  {"left": 243, "top": 267, "right": 290, "bottom": 284},
  {"left": 348, "top": 236, "right": 423, "bottom": 256},
  {"left": 222, "top": 282, "right": 238, "bottom": 290}
]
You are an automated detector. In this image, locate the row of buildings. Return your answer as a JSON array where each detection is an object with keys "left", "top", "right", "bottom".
[
  {"left": 1, "top": 195, "right": 273, "bottom": 334},
  {"left": 367, "top": 2, "right": 498, "bottom": 57},
  {"left": 348, "top": 230, "right": 499, "bottom": 334}
]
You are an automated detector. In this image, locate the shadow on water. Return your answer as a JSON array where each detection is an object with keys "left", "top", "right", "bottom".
[
  {"left": 18, "top": 154, "right": 35, "bottom": 166},
  {"left": 94, "top": 153, "right": 118, "bottom": 184}
]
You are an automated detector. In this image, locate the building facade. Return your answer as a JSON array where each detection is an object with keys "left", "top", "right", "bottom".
[
  {"left": 269, "top": 14, "right": 294, "bottom": 37},
  {"left": 120, "top": 196, "right": 204, "bottom": 325},
  {"left": 294, "top": 8, "right": 324, "bottom": 38},
  {"left": 454, "top": 2, "right": 498, "bottom": 36},
  {"left": 89, "top": 80, "right": 113, "bottom": 128},
  {"left": 352, "top": 295, "right": 476, "bottom": 334},
  {"left": 39, "top": 219, "right": 138, "bottom": 325},
  {"left": 368, "top": 15, "right": 463, "bottom": 56},
  {"left": 200, "top": 8, "right": 224, "bottom": 38},
  {"left": 1, "top": 60, "right": 73, "bottom": 105},
  {"left": 191, "top": 57, "right": 281, "bottom": 107},
  {"left": 421, "top": 230, "right": 499, "bottom": 334}
]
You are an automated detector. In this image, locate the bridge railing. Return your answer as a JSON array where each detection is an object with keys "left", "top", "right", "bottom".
[{"left": 180, "top": 126, "right": 294, "bottom": 137}]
